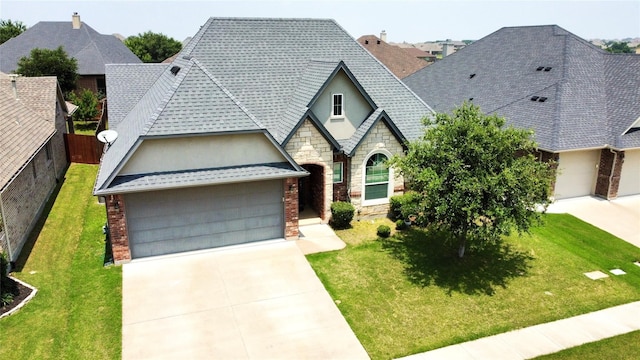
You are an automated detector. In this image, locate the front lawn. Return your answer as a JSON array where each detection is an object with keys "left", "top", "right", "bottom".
[
  {"left": 0, "top": 164, "right": 121, "bottom": 360},
  {"left": 307, "top": 216, "right": 640, "bottom": 360}
]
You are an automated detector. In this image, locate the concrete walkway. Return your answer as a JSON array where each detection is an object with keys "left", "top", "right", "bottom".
[{"left": 399, "top": 301, "right": 640, "bottom": 360}]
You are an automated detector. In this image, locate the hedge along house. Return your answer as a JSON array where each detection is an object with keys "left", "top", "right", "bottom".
[
  {"left": 95, "top": 18, "right": 432, "bottom": 263},
  {"left": 0, "top": 75, "right": 69, "bottom": 263},
  {"left": 404, "top": 25, "right": 640, "bottom": 200}
]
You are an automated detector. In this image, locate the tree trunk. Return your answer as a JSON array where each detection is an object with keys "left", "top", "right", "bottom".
[{"left": 458, "top": 234, "right": 466, "bottom": 258}]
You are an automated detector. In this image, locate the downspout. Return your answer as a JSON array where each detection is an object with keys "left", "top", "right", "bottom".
[{"left": 607, "top": 148, "right": 618, "bottom": 200}]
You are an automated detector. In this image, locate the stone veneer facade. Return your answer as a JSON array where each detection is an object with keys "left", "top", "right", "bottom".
[
  {"left": 285, "top": 119, "right": 334, "bottom": 221},
  {"left": 349, "top": 121, "right": 405, "bottom": 218}
]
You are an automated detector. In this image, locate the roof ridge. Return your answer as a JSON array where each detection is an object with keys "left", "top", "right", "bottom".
[
  {"left": 141, "top": 60, "right": 195, "bottom": 136},
  {"left": 191, "top": 58, "right": 265, "bottom": 129}
]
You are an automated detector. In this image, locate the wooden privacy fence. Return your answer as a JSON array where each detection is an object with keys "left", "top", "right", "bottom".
[{"left": 64, "top": 134, "right": 104, "bottom": 164}]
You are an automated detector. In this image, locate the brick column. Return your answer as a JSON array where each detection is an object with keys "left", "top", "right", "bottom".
[
  {"left": 535, "top": 150, "right": 559, "bottom": 196},
  {"left": 594, "top": 149, "right": 624, "bottom": 200},
  {"left": 283, "top": 178, "right": 299, "bottom": 240},
  {"left": 106, "top": 194, "right": 131, "bottom": 264},
  {"left": 333, "top": 153, "right": 349, "bottom": 202}
]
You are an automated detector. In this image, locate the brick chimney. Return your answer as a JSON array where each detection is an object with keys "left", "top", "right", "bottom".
[
  {"left": 72, "top": 12, "right": 81, "bottom": 29},
  {"left": 380, "top": 30, "right": 387, "bottom": 43}
]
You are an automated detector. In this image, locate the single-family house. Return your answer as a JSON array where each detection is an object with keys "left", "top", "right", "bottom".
[
  {"left": 357, "top": 33, "right": 429, "bottom": 78},
  {"left": 0, "top": 13, "right": 141, "bottom": 95},
  {"left": 0, "top": 74, "right": 69, "bottom": 263},
  {"left": 403, "top": 25, "right": 640, "bottom": 200},
  {"left": 95, "top": 17, "right": 432, "bottom": 263}
]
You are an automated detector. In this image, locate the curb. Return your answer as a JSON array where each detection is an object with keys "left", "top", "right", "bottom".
[{"left": 0, "top": 276, "right": 38, "bottom": 319}]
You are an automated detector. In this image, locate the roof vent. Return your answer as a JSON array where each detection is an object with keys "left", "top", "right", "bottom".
[
  {"left": 538, "top": 97, "right": 548, "bottom": 102},
  {"left": 182, "top": 55, "right": 192, "bottom": 60},
  {"left": 469, "top": 97, "right": 474, "bottom": 101},
  {"left": 376, "top": 40, "right": 381, "bottom": 44},
  {"left": 544, "top": 67, "right": 552, "bottom": 71},
  {"left": 170, "top": 66, "right": 180, "bottom": 75},
  {"left": 536, "top": 66, "right": 544, "bottom": 71},
  {"left": 469, "top": 73, "right": 476, "bottom": 79},
  {"left": 530, "top": 96, "right": 539, "bottom": 101},
  {"left": 365, "top": 40, "right": 369, "bottom": 44}
]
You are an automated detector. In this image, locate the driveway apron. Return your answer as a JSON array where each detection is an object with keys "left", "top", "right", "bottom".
[{"left": 122, "top": 240, "right": 369, "bottom": 359}]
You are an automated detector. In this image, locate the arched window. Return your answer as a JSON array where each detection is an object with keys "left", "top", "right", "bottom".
[{"left": 364, "top": 153, "right": 390, "bottom": 201}]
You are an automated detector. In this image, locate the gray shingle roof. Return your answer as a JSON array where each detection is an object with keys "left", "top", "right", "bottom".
[
  {"left": 403, "top": 25, "right": 640, "bottom": 152},
  {"left": 105, "top": 63, "right": 168, "bottom": 128},
  {"left": 100, "top": 162, "right": 305, "bottom": 195},
  {"left": 0, "top": 21, "right": 141, "bottom": 75},
  {"left": 0, "top": 76, "right": 60, "bottom": 189},
  {"left": 95, "top": 18, "right": 432, "bottom": 194}
]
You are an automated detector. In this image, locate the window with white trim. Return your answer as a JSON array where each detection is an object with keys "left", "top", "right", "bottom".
[
  {"left": 332, "top": 93, "right": 343, "bottom": 117},
  {"left": 364, "top": 153, "right": 389, "bottom": 200},
  {"left": 333, "top": 162, "right": 343, "bottom": 183}
]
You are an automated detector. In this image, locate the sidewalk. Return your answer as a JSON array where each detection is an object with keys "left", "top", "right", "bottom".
[{"left": 399, "top": 301, "right": 640, "bottom": 359}]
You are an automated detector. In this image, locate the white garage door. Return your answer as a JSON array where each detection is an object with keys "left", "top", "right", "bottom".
[
  {"left": 125, "top": 180, "right": 283, "bottom": 259},
  {"left": 554, "top": 150, "right": 599, "bottom": 199},
  {"left": 618, "top": 150, "right": 640, "bottom": 197}
]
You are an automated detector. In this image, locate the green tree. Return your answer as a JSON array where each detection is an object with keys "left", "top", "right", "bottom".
[
  {"left": 124, "top": 31, "right": 182, "bottom": 63},
  {"left": 391, "top": 103, "right": 556, "bottom": 258},
  {"left": 604, "top": 41, "right": 632, "bottom": 53},
  {"left": 0, "top": 19, "right": 26, "bottom": 44},
  {"left": 16, "top": 46, "right": 78, "bottom": 95},
  {"left": 67, "top": 89, "right": 100, "bottom": 122}
]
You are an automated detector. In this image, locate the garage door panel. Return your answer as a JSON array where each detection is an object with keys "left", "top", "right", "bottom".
[
  {"left": 125, "top": 180, "right": 284, "bottom": 259},
  {"left": 619, "top": 150, "right": 640, "bottom": 197},
  {"left": 554, "top": 150, "right": 599, "bottom": 199}
]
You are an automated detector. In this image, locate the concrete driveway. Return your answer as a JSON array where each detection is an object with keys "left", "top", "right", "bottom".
[
  {"left": 122, "top": 240, "right": 369, "bottom": 359},
  {"left": 546, "top": 195, "right": 640, "bottom": 248}
]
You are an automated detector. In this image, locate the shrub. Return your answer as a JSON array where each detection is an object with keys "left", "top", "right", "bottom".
[
  {"left": 377, "top": 225, "right": 391, "bottom": 238},
  {"left": 389, "top": 191, "right": 421, "bottom": 221},
  {"left": 68, "top": 89, "right": 100, "bottom": 122},
  {"left": 330, "top": 201, "right": 355, "bottom": 230},
  {"left": 395, "top": 219, "right": 407, "bottom": 230}
]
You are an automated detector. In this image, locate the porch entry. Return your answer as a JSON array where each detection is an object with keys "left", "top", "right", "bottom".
[{"left": 299, "top": 164, "right": 325, "bottom": 220}]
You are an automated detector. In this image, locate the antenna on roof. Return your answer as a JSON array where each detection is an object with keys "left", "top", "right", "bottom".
[{"left": 97, "top": 129, "right": 118, "bottom": 147}]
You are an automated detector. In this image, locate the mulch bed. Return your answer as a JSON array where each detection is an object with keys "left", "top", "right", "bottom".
[{"left": 0, "top": 277, "right": 34, "bottom": 317}]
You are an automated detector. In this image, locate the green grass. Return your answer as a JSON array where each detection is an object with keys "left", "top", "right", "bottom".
[
  {"left": 534, "top": 330, "right": 640, "bottom": 360},
  {"left": 0, "top": 164, "right": 121, "bottom": 360},
  {"left": 73, "top": 120, "right": 98, "bottom": 135},
  {"left": 308, "top": 216, "right": 640, "bottom": 360}
]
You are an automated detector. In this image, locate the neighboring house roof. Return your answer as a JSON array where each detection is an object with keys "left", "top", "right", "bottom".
[
  {"left": 403, "top": 25, "right": 640, "bottom": 152},
  {"left": 0, "top": 19, "right": 141, "bottom": 75},
  {"left": 357, "top": 35, "right": 429, "bottom": 78},
  {"left": 0, "top": 75, "right": 65, "bottom": 190},
  {"left": 97, "top": 18, "right": 433, "bottom": 194},
  {"left": 403, "top": 47, "right": 436, "bottom": 60}
]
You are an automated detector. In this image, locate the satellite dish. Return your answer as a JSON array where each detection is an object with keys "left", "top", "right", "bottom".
[{"left": 97, "top": 129, "right": 118, "bottom": 146}]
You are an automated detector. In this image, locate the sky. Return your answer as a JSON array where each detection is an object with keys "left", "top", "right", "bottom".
[{"left": 1, "top": 0, "right": 638, "bottom": 43}]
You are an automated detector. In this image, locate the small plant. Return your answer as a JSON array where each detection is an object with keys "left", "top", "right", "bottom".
[
  {"left": 1, "top": 292, "right": 14, "bottom": 307},
  {"left": 395, "top": 219, "right": 407, "bottom": 230},
  {"left": 377, "top": 225, "right": 391, "bottom": 238},
  {"left": 330, "top": 201, "right": 355, "bottom": 230}
]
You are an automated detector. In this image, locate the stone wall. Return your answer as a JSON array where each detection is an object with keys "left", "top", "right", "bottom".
[
  {"left": 594, "top": 149, "right": 624, "bottom": 200},
  {"left": 106, "top": 194, "right": 131, "bottom": 264},
  {"left": 350, "top": 120, "right": 405, "bottom": 218},
  {"left": 285, "top": 119, "right": 334, "bottom": 221}
]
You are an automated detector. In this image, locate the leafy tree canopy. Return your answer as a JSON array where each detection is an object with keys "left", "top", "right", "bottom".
[
  {"left": 124, "top": 31, "right": 182, "bottom": 63},
  {"left": 604, "top": 41, "right": 632, "bottom": 53},
  {"left": 16, "top": 46, "right": 78, "bottom": 95},
  {"left": 67, "top": 89, "right": 100, "bottom": 122},
  {"left": 0, "top": 19, "right": 26, "bottom": 45},
  {"left": 391, "top": 103, "right": 556, "bottom": 258}
]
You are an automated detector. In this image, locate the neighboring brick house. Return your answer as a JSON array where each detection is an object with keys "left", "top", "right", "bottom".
[
  {"left": 0, "top": 75, "right": 70, "bottom": 262},
  {"left": 0, "top": 13, "right": 141, "bottom": 95},
  {"left": 404, "top": 25, "right": 640, "bottom": 200},
  {"left": 95, "top": 18, "right": 433, "bottom": 263},
  {"left": 357, "top": 34, "right": 429, "bottom": 79}
]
